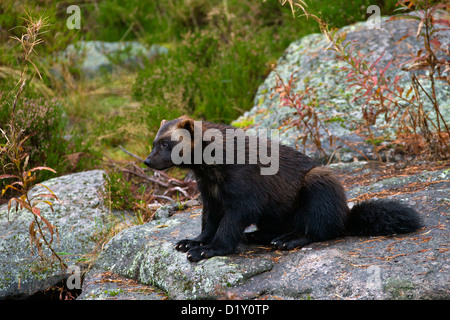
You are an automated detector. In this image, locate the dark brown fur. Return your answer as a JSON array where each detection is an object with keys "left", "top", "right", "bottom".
[{"left": 144, "top": 117, "right": 422, "bottom": 262}]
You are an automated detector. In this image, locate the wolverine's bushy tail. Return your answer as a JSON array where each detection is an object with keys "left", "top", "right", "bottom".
[{"left": 346, "top": 199, "right": 422, "bottom": 236}]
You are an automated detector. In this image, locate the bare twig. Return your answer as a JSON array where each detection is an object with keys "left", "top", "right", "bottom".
[
  {"left": 118, "top": 145, "right": 145, "bottom": 163},
  {"left": 152, "top": 194, "right": 175, "bottom": 202},
  {"left": 122, "top": 168, "right": 170, "bottom": 188}
]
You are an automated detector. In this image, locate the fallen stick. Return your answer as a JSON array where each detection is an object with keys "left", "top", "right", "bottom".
[
  {"left": 121, "top": 168, "right": 170, "bottom": 188},
  {"left": 118, "top": 145, "right": 145, "bottom": 163}
]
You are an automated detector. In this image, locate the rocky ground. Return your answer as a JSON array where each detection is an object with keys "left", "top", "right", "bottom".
[
  {"left": 2, "top": 160, "right": 447, "bottom": 300},
  {"left": 80, "top": 162, "right": 449, "bottom": 300}
]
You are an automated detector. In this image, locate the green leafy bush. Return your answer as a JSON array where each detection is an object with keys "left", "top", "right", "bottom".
[
  {"left": 0, "top": 78, "right": 98, "bottom": 186},
  {"left": 132, "top": 0, "right": 400, "bottom": 136},
  {"left": 101, "top": 170, "right": 135, "bottom": 212},
  {"left": 134, "top": 33, "right": 271, "bottom": 128},
  {"left": 132, "top": 2, "right": 294, "bottom": 133}
]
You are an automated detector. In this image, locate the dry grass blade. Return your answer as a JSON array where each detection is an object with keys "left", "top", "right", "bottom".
[
  {"left": 0, "top": 66, "right": 54, "bottom": 98},
  {"left": 10, "top": 12, "right": 49, "bottom": 114},
  {"left": 26, "top": 166, "right": 57, "bottom": 175}
]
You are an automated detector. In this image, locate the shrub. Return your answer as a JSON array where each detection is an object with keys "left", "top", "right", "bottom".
[
  {"left": 134, "top": 31, "right": 272, "bottom": 132},
  {"left": 277, "top": 0, "right": 449, "bottom": 161},
  {"left": 100, "top": 169, "right": 136, "bottom": 212},
  {"left": 133, "top": 0, "right": 401, "bottom": 138},
  {"left": 0, "top": 13, "right": 67, "bottom": 273},
  {"left": 132, "top": 1, "right": 298, "bottom": 135},
  {"left": 0, "top": 78, "right": 98, "bottom": 188}
]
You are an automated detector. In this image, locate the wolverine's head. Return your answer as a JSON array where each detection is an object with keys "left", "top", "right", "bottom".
[
  {"left": 144, "top": 116, "right": 280, "bottom": 175},
  {"left": 144, "top": 116, "right": 195, "bottom": 170}
]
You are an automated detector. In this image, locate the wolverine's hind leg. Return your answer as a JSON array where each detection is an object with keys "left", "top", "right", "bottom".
[
  {"left": 244, "top": 215, "right": 288, "bottom": 245},
  {"left": 271, "top": 232, "right": 312, "bottom": 250},
  {"left": 271, "top": 167, "right": 348, "bottom": 250},
  {"left": 244, "top": 229, "right": 282, "bottom": 244}
]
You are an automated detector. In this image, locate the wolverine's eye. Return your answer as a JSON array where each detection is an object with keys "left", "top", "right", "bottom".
[{"left": 161, "top": 141, "right": 169, "bottom": 148}]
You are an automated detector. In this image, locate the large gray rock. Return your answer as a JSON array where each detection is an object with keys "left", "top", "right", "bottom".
[
  {"left": 233, "top": 14, "right": 450, "bottom": 161},
  {"left": 88, "top": 164, "right": 449, "bottom": 300},
  {"left": 76, "top": 267, "right": 166, "bottom": 300},
  {"left": 0, "top": 170, "right": 108, "bottom": 299},
  {"left": 1, "top": 166, "right": 447, "bottom": 300},
  {"left": 54, "top": 41, "right": 168, "bottom": 78},
  {"left": 91, "top": 205, "right": 274, "bottom": 300}
]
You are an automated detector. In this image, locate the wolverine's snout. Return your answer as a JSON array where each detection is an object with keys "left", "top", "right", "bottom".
[
  {"left": 143, "top": 157, "right": 152, "bottom": 167},
  {"left": 143, "top": 151, "right": 173, "bottom": 170}
]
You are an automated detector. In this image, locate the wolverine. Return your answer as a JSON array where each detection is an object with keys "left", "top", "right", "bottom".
[{"left": 144, "top": 116, "right": 422, "bottom": 262}]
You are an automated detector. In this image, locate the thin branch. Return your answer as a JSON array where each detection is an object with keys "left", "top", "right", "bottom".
[
  {"left": 118, "top": 145, "right": 145, "bottom": 163},
  {"left": 32, "top": 214, "right": 67, "bottom": 269},
  {"left": 122, "top": 168, "right": 170, "bottom": 188}
]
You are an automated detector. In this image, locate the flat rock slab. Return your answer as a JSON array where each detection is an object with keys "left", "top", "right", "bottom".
[
  {"left": 57, "top": 41, "right": 168, "bottom": 78},
  {"left": 2, "top": 166, "right": 446, "bottom": 300},
  {"left": 94, "top": 206, "right": 275, "bottom": 299},
  {"left": 77, "top": 268, "right": 166, "bottom": 300},
  {"left": 91, "top": 166, "right": 449, "bottom": 300}
]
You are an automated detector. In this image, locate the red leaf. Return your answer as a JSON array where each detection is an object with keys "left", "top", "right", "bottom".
[
  {"left": 430, "top": 38, "right": 441, "bottom": 49},
  {"left": 379, "top": 60, "right": 392, "bottom": 78},
  {"left": 433, "top": 19, "right": 450, "bottom": 27},
  {"left": 38, "top": 215, "right": 56, "bottom": 243},
  {"left": 8, "top": 197, "right": 32, "bottom": 212},
  {"left": 371, "top": 76, "right": 378, "bottom": 87},
  {"left": 430, "top": 4, "right": 450, "bottom": 16},
  {"left": 31, "top": 193, "right": 58, "bottom": 201},
  {"left": 32, "top": 207, "right": 41, "bottom": 217},
  {"left": 369, "top": 50, "right": 385, "bottom": 69}
]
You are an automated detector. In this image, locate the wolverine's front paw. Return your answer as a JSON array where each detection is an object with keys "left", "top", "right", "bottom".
[{"left": 175, "top": 239, "right": 202, "bottom": 252}]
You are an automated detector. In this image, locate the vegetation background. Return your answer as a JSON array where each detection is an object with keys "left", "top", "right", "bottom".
[
  {"left": 0, "top": 0, "right": 400, "bottom": 172},
  {"left": 7, "top": 0, "right": 445, "bottom": 218}
]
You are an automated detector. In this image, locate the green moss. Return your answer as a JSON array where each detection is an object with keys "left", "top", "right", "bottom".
[
  {"left": 383, "top": 278, "right": 415, "bottom": 300},
  {"left": 231, "top": 117, "right": 254, "bottom": 128},
  {"left": 104, "top": 289, "right": 124, "bottom": 297}
]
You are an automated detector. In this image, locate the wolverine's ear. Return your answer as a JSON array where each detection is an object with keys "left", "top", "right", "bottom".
[
  {"left": 178, "top": 117, "right": 194, "bottom": 134},
  {"left": 160, "top": 119, "right": 167, "bottom": 127}
]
